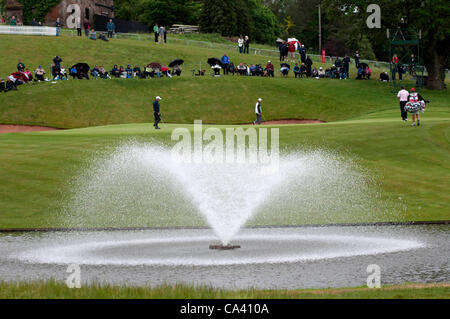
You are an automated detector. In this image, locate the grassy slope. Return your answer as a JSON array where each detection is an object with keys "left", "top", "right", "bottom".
[
  {"left": 0, "top": 34, "right": 448, "bottom": 228},
  {"left": 1, "top": 35, "right": 448, "bottom": 128},
  {"left": 0, "top": 281, "right": 448, "bottom": 299}
]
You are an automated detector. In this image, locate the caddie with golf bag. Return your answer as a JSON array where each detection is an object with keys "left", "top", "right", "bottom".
[{"left": 405, "top": 88, "right": 429, "bottom": 127}]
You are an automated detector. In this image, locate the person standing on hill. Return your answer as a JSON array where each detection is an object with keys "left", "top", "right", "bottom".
[
  {"left": 107, "top": 19, "right": 115, "bottom": 38},
  {"left": 158, "top": 25, "right": 165, "bottom": 44},
  {"left": 244, "top": 35, "right": 250, "bottom": 54},
  {"left": 163, "top": 26, "right": 167, "bottom": 43},
  {"left": 342, "top": 54, "right": 351, "bottom": 79},
  {"left": 76, "top": 16, "right": 82, "bottom": 36},
  {"left": 253, "top": 98, "right": 263, "bottom": 125},
  {"left": 83, "top": 19, "right": 90, "bottom": 37},
  {"left": 221, "top": 54, "right": 230, "bottom": 75},
  {"left": 238, "top": 35, "right": 244, "bottom": 54},
  {"left": 55, "top": 18, "right": 61, "bottom": 36},
  {"left": 153, "top": 96, "right": 162, "bottom": 129},
  {"left": 153, "top": 24, "right": 159, "bottom": 42},
  {"left": 396, "top": 86, "right": 409, "bottom": 122},
  {"left": 354, "top": 50, "right": 361, "bottom": 68}
]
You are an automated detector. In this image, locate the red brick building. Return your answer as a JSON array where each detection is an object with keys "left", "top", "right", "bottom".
[{"left": 4, "top": 0, "right": 114, "bottom": 26}]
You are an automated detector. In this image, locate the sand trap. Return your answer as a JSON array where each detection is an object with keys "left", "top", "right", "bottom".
[
  {"left": 247, "top": 119, "right": 325, "bottom": 125},
  {"left": 0, "top": 125, "right": 60, "bottom": 134}
]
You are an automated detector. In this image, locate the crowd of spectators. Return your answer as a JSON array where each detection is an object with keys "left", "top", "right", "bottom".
[{"left": 0, "top": 56, "right": 184, "bottom": 93}]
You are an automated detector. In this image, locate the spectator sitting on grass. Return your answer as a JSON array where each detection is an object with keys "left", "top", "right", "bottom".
[
  {"left": 90, "top": 28, "right": 96, "bottom": 40},
  {"left": 59, "top": 66, "right": 67, "bottom": 80},
  {"left": 300, "top": 63, "right": 308, "bottom": 78},
  {"left": 125, "top": 65, "right": 133, "bottom": 78},
  {"left": 133, "top": 65, "right": 142, "bottom": 78},
  {"left": 35, "top": 66, "right": 46, "bottom": 81},
  {"left": 144, "top": 65, "right": 154, "bottom": 78},
  {"left": 280, "top": 65, "right": 289, "bottom": 77},
  {"left": 365, "top": 66, "right": 372, "bottom": 79},
  {"left": 99, "top": 32, "right": 109, "bottom": 42},
  {"left": 380, "top": 71, "right": 389, "bottom": 82},
  {"left": 25, "top": 68, "right": 33, "bottom": 82},
  {"left": 312, "top": 67, "right": 319, "bottom": 79},
  {"left": 172, "top": 64, "right": 182, "bottom": 76},
  {"left": 293, "top": 63, "right": 301, "bottom": 78},
  {"left": 7, "top": 75, "right": 18, "bottom": 89},
  {"left": 99, "top": 66, "right": 109, "bottom": 79},
  {"left": 237, "top": 63, "right": 246, "bottom": 76},
  {"left": 318, "top": 67, "right": 325, "bottom": 78},
  {"left": 356, "top": 64, "right": 363, "bottom": 79},
  {"left": 69, "top": 66, "right": 77, "bottom": 79},
  {"left": 111, "top": 65, "right": 120, "bottom": 78},
  {"left": 228, "top": 62, "right": 236, "bottom": 75},
  {"left": 264, "top": 61, "right": 274, "bottom": 77},
  {"left": 118, "top": 66, "right": 126, "bottom": 78},
  {"left": 91, "top": 66, "right": 100, "bottom": 79},
  {"left": 161, "top": 65, "right": 172, "bottom": 77},
  {"left": 249, "top": 64, "right": 257, "bottom": 76},
  {"left": 212, "top": 63, "right": 222, "bottom": 76}
]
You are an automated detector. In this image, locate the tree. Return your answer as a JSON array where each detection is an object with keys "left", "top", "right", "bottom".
[
  {"left": 324, "top": 0, "right": 449, "bottom": 90},
  {"left": 200, "top": 0, "right": 280, "bottom": 44}
]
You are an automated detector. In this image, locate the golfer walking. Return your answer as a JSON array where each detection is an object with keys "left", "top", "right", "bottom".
[
  {"left": 253, "top": 98, "right": 263, "bottom": 125},
  {"left": 153, "top": 96, "right": 162, "bottom": 129},
  {"left": 397, "top": 86, "right": 409, "bottom": 122}
]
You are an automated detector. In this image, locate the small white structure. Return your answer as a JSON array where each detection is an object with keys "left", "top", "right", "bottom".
[{"left": 0, "top": 25, "right": 57, "bottom": 36}]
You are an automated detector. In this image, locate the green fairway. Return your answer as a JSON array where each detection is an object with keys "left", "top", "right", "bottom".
[
  {"left": 0, "top": 34, "right": 449, "bottom": 228},
  {"left": 0, "top": 118, "right": 449, "bottom": 229},
  {"left": 0, "top": 281, "right": 448, "bottom": 299}
]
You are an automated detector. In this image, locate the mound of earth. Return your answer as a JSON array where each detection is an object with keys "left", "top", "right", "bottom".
[{"left": 0, "top": 125, "right": 60, "bottom": 134}]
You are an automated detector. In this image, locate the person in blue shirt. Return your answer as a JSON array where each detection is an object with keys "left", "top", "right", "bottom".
[
  {"left": 106, "top": 19, "right": 115, "bottom": 38},
  {"left": 153, "top": 96, "right": 162, "bottom": 129},
  {"left": 221, "top": 54, "right": 230, "bottom": 75},
  {"left": 125, "top": 65, "right": 133, "bottom": 78}
]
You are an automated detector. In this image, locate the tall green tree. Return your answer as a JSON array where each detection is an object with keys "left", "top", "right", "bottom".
[
  {"left": 324, "top": 0, "right": 449, "bottom": 90},
  {"left": 200, "top": 0, "right": 280, "bottom": 44}
]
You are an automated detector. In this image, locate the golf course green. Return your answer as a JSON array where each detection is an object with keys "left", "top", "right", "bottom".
[{"left": 0, "top": 33, "right": 448, "bottom": 298}]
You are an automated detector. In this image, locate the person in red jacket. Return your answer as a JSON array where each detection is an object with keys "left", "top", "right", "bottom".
[
  {"left": 288, "top": 41, "right": 296, "bottom": 62},
  {"left": 391, "top": 54, "right": 399, "bottom": 80}
]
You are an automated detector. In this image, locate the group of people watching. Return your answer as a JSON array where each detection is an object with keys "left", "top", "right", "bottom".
[
  {"left": 237, "top": 35, "right": 251, "bottom": 54},
  {"left": 279, "top": 41, "right": 307, "bottom": 63},
  {"left": 0, "top": 55, "right": 185, "bottom": 93},
  {"left": 153, "top": 24, "right": 168, "bottom": 44}
]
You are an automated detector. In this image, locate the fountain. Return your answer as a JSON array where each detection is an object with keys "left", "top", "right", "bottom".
[
  {"left": 0, "top": 141, "right": 447, "bottom": 289},
  {"left": 65, "top": 142, "right": 378, "bottom": 247}
]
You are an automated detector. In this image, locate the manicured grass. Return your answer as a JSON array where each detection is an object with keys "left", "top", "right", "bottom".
[
  {"left": 0, "top": 281, "right": 448, "bottom": 299},
  {"left": 0, "top": 34, "right": 448, "bottom": 228},
  {"left": 0, "top": 119, "right": 448, "bottom": 229}
]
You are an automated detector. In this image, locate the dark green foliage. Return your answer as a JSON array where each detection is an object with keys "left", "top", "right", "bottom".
[
  {"left": 114, "top": 0, "right": 201, "bottom": 27},
  {"left": 199, "top": 0, "right": 281, "bottom": 44},
  {"left": 324, "top": 0, "right": 450, "bottom": 89}
]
